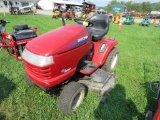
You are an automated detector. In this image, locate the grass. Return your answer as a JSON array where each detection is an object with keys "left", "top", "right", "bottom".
[{"left": 0, "top": 13, "right": 160, "bottom": 120}]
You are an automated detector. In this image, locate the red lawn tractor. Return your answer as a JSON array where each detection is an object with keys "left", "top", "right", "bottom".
[
  {"left": 82, "top": 0, "right": 96, "bottom": 14},
  {"left": 22, "top": 14, "right": 119, "bottom": 115},
  {"left": 0, "top": 19, "right": 41, "bottom": 60},
  {"left": 9, "top": 7, "right": 19, "bottom": 15},
  {"left": 62, "top": 9, "right": 75, "bottom": 20}
]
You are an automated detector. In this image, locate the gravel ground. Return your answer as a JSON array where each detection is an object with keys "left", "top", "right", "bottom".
[
  {"left": 0, "top": 7, "right": 52, "bottom": 15},
  {"left": 0, "top": 7, "right": 159, "bottom": 24}
]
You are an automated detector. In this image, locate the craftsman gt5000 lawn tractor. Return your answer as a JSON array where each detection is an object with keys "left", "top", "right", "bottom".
[
  {"left": 22, "top": 14, "right": 119, "bottom": 115},
  {"left": 0, "top": 19, "right": 41, "bottom": 60}
]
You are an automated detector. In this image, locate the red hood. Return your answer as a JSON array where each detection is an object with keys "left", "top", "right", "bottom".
[{"left": 26, "top": 24, "right": 90, "bottom": 56}]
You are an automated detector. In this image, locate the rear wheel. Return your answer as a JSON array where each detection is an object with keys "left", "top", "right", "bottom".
[
  {"left": 8, "top": 47, "right": 14, "bottom": 54},
  {"left": 101, "top": 47, "right": 119, "bottom": 72},
  {"left": 58, "top": 81, "right": 85, "bottom": 115},
  {"left": 25, "top": 74, "right": 35, "bottom": 86}
]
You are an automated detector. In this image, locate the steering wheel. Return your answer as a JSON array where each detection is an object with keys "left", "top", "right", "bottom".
[
  {"left": 74, "top": 18, "right": 94, "bottom": 26},
  {"left": 0, "top": 19, "right": 10, "bottom": 26}
]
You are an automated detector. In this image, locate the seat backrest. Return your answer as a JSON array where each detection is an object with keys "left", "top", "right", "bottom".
[
  {"left": 10, "top": 30, "right": 37, "bottom": 41},
  {"left": 144, "top": 16, "right": 150, "bottom": 20},
  {"left": 89, "top": 14, "right": 109, "bottom": 30},
  {"left": 88, "top": 14, "right": 110, "bottom": 41},
  {"left": 14, "top": 24, "right": 29, "bottom": 31}
]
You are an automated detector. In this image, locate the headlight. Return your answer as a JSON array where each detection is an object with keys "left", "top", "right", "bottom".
[{"left": 22, "top": 49, "right": 54, "bottom": 67}]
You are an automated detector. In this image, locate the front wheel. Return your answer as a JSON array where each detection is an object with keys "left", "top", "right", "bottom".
[
  {"left": 101, "top": 47, "right": 119, "bottom": 72},
  {"left": 58, "top": 81, "right": 85, "bottom": 115}
]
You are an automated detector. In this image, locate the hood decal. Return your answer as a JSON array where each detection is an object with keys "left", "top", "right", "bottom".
[{"left": 70, "top": 36, "right": 89, "bottom": 49}]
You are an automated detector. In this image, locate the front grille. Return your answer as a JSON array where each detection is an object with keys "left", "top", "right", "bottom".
[{"left": 24, "top": 61, "right": 52, "bottom": 79}]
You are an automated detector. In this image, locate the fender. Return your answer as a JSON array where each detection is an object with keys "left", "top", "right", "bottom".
[{"left": 92, "top": 38, "right": 118, "bottom": 66}]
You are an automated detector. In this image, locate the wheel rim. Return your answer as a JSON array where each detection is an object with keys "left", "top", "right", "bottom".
[
  {"left": 71, "top": 89, "right": 85, "bottom": 111},
  {"left": 111, "top": 53, "right": 118, "bottom": 69}
]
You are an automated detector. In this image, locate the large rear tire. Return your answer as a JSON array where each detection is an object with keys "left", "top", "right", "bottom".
[
  {"left": 101, "top": 47, "right": 119, "bottom": 72},
  {"left": 58, "top": 81, "right": 85, "bottom": 115}
]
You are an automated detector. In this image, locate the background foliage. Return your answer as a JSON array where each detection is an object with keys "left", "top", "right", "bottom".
[{"left": 101, "top": 0, "right": 160, "bottom": 12}]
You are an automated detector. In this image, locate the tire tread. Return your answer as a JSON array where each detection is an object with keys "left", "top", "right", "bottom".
[{"left": 58, "top": 81, "right": 85, "bottom": 115}]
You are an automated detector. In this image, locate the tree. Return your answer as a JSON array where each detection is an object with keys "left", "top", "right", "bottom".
[
  {"left": 105, "top": 0, "right": 119, "bottom": 12},
  {"left": 141, "top": 2, "right": 152, "bottom": 12},
  {"left": 132, "top": 3, "right": 141, "bottom": 12},
  {"left": 103, "top": 0, "right": 154, "bottom": 13},
  {"left": 152, "top": 2, "right": 160, "bottom": 11}
]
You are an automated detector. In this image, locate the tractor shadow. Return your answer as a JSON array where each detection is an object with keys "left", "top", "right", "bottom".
[
  {"left": 94, "top": 84, "right": 143, "bottom": 120},
  {"left": 0, "top": 74, "right": 16, "bottom": 120}
]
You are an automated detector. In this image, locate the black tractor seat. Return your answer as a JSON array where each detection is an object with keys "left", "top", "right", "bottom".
[
  {"left": 10, "top": 30, "right": 37, "bottom": 41},
  {"left": 14, "top": 24, "right": 29, "bottom": 31},
  {"left": 86, "top": 14, "right": 110, "bottom": 41},
  {"left": 144, "top": 17, "right": 149, "bottom": 20},
  {"left": 9, "top": 24, "right": 37, "bottom": 41}
]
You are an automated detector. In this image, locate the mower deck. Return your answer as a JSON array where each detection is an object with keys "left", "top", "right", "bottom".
[{"left": 79, "top": 69, "right": 115, "bottom": 102}]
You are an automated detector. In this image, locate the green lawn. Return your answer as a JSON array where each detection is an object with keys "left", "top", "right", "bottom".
[{"left": 0, "top": 13, "right": 160, "bottom": 120}]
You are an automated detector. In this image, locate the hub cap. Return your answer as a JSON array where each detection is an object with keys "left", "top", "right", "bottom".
[
  {"left": 111, "top": 53, "right": 118, "bottom": 69},
  {"left": 71, "top": 90, "right": 85, "bottom": 111}
]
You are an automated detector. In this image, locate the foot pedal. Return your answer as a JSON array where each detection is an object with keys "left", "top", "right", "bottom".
[{"left": 81, "top": 61, "right": 98, "bottom": 73}]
